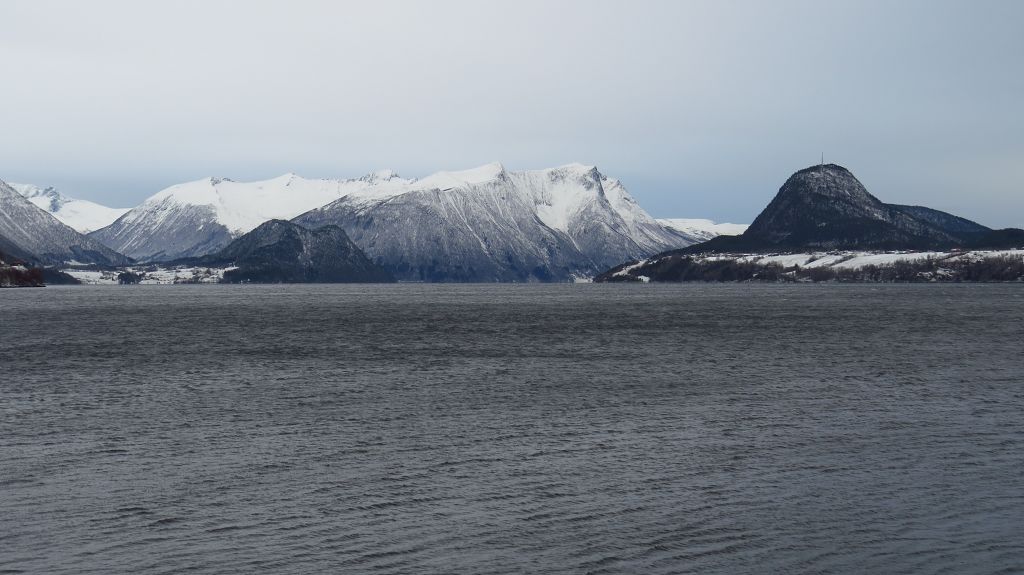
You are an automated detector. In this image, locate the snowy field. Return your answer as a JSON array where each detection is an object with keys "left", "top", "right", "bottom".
[
  {"left": 616, "top": 249, "right": 1024, "bottom": 278},
  {"left": 701, "top": 249, "right": 1024, "bottom": 270},
  {"left": 63, "top": 266, "right": 235, "bottom": 285},
  {"left": 62, "top": 249, "right": 1024, "bottom": 285}
]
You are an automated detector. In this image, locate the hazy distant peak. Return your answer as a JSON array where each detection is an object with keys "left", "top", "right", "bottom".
[
  {"left": 658, "top": 218, "right": 749, "bottom": 241},
  {"left": 359, "top": 169, "right": 403, "bottom": 183},
  {"left": 9, "top": 182, "right": 70, "bottom": 212},
  {"left": 8, "top": 181, "right": 129, "bottom": 233},
  {"left": 0, "top": 181, "right": 130, "bottom": 265}
]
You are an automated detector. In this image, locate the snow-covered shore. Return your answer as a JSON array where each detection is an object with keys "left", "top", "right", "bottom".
[
  {"left": 63, "top": 266, "right": 236, "bottom": 285},
  {"left": 601, "top": 249, "right": 1024, "bottom": 283}
]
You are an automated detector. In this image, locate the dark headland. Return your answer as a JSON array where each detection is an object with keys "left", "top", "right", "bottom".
[{"left": 597, "top": 164, "right": 1024, "bottom": 283}]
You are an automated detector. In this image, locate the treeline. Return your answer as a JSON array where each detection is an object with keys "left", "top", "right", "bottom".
[
  {"left": 0, "top": 265, "right": 45, "bottom": 287},
  {"left": 825, "top": 256, "right": 1024, "bottom": 282},
  {"left": 0, "top": 249, "right": 42, "bottom": 287},
  {"left": 605, "top": 255, "right": 1024, "bottom": 283},
  {"left": 1, "top": 250, "right": 81, "bottom": 287}
]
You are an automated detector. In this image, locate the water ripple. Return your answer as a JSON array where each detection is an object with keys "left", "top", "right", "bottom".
[{"left": 1, "top": 284, "right": 1022, "bottom": 574}]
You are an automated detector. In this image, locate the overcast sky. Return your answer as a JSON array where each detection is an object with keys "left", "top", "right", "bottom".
[{"left": 1, "top": 0, "right": 1021, "bottom": 227}]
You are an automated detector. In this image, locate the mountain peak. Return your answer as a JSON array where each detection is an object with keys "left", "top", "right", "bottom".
[
  {"left": 360, "top": 169, "right": 402, "bottom": 183},
  {"left": 10, "top": 182, "right": 69, "bottom": 212},
  {"left": 775, "top": 163, "right": 877, "bottom": 206},
  {"left": 7, "top": 181, "right": 129, "bottom": 233},
  {"left": 10, "top": 182, "right": 63, "bottom": 199},
  {"left": 791, "top": 163, "right": 853, "bottom": 177},
  {"left": 545, "top": 163, "right": 604, "bottom": 183}
]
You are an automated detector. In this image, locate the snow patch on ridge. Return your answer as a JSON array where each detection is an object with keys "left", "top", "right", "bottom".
[
  {"left": 144, "top": 175, "right": 357, "bottom": 234},
  {"left": 516, "top": 164, "right": 602, "bottom": 234}
]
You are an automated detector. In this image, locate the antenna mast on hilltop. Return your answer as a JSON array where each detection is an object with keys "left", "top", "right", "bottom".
[{"left": 816, "top": 153, "right": 826, "bottom": 193}]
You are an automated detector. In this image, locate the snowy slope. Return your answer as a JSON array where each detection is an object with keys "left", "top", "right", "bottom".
[
  {"left": 90, "top": 172, "right": 412, "bottom": 261},
  {"left": 297, "top": 169, "right": 586, "bottom": 282},
  {"left": 9, "top": 183, "right": 130, "bottom": 233},
  {"left": 140, "top": 173, "right": 410, "bottom": 233},
  {"left": 295, "top": 163, "right": 700, "bottom": 281},
  {"left": 0, "top": 180, "right": 131, "bottom": 266},
  {"left": 658, "top": 218, "right": 749, "bottom": 242},
  {"left": 507, "top": 164, "right": 695, "bottom": 252}
]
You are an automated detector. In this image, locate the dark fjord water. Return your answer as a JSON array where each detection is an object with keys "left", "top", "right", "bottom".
[{"left": 1, "top": 284, "right": 1022, "bottom": 574}]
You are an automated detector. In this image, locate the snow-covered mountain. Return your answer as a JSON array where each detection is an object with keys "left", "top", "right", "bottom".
[
  {"left": 658, "top": 219, "right": 749, "bottom": 242},
  {"left": 89, "top": 172, "right": 413, "bottom": 261},
  {"left": 9, "top": 183, "right": 130, "bottom": 233},
  {"left": 294, "top": 163, "right": 707, "bottom": 281},
  {"left": 0, "top": 180, "right": 131, "bottom": 266},
  {"left": 89, "top": 163, "right": 714, "bottom": 277}
]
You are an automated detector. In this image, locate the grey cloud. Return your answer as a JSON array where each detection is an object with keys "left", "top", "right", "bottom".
[{"left": 0, "top": 0, "right": 1021, "bottom": 227}]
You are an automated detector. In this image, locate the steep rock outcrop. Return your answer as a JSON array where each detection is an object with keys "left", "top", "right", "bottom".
[{"left": 197, "top": 219, "right": 394, "bottom": 283}]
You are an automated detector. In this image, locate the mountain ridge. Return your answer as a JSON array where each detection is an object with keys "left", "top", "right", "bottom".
[
  {"left": 88, "top": 163, "right": 709, "bottom": 280},
  {"left": 293, "top": 163, "right": 698, "bottom": 281}
]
